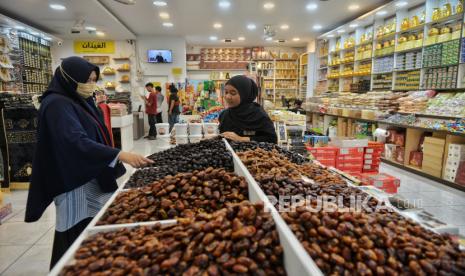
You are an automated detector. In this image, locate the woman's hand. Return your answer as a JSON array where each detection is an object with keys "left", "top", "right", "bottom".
[
  {"left": 221, "top": 132, "right": 250, "bottom": 142},
  {"left": 118, "top": 152, "right": 154, "bottom": 168}
]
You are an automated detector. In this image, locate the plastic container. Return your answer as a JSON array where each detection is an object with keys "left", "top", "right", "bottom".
[
  {"left": 155, "top": 123, "right": 170, "bottom": 136},
  {"left": 203, "top": 123, "right": 219, "bottom": 135},
  {"left": 188, "top": 123, "right": 203, "bottom": 136},
  {"left": 175, "top": 135, "right": 189, "bottom": 145},
  {"left": 174, "top": 123, "right": 188, "bottom": 136},
  {"left": 189, "top": 135, "right": 203, "bottom": 144},
  {"left": 157, "top": 136, "right": 171, "bottom": 147},
  {"left": 204, "top": 134, "right": 218, "bottom": 140}
]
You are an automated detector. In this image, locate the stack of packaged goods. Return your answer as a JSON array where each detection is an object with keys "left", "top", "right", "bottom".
[
  {"left": 444, "top": 143, "right": 465, "bottom": 185},
  {"left": 384, "top": 130, "right": 406, "bottom": 164},
  {"left": 425, "top": 93, "right": 465, "bottom": 117},
  {"left": 363, "top": 141, "right": 384, "bottom": 173},
  {"left": 372, "top": 91, "right": 406, "bottom": 112},
  {"left": 397, "top": 90, "right": 435, "bottom": 113},
  {"left": 422, "top": 137, "right": 446, "bottom": 178}
]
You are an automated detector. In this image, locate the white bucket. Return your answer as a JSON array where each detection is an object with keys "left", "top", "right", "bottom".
[
  {"left": 176, "top": 135, "right": 189, "bottom": 145},
  {"left": 189, "top": 135, "right": 203, "bottom": 144},
  {"left": 157, "top": 136, "right": 171, "bottom": 147},
  {"left": 189, "top": 123, "right": 203, "bottom": 136},
  {"left": 203, "top": 123, "right": 219, "bottom": 135},
  {"left": 156, "top": 123, "right": 170, "bottom": 136},
  {"left": 174, "top": 123, "right": 188, "bottom": 136}
]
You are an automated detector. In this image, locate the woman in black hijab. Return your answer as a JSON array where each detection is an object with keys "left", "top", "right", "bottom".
[
  {"left": 219, "top": 75, "right": 277, "bottom": 143},
  {"left": 26, "top": 56, "right": 153, "bottom": 269}
]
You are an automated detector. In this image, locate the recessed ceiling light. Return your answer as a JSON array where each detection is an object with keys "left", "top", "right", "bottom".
[
  {"left": 306, "top": 3, "right": 318, "bottom": 10},
  {"left": 263, "top": 2, "right": 275, "bottom": 9},
  {"left": 327, "top": 34, "right": 335, "bottom": 38},
  {"left": 395, "top": 1, "right": 408, "bottom": 7},
  {"left": 293, "top": 37, "right": 300, "bottom": 41},
  {"left": 350, "top": 23, "right": 359, "bottom": 28},
  {"left": 265, "top": 37, "right": 273, "bottom": 41},
  {"left": 159, "top": 12, "right": 170, "bottom": 19},
  {"left": 280, "top": 24, "right": 289, "bottom": 30},
  {"left": 348, "top": 4, "right": 360, "bottom": 11},
  {"left": 376, "top": 10, "right": 387, "bottom": 16},
  {"left": 238, "top": 36, "right": 245, "bottom": 41},
  {"left": 49, "top": 4, "right": 66, "bottom": 10},
  {"left": 247, "top": 24, "right": 256, "bottom": 30},
  {"left": 96, "top": 31, "right": 105, "bottom": 36},
  {"left": 163, "top": 22, "right": 174, "bottom": 27},
  {"left": 213, "top": 23, "right": 222, "bottom": 29},
  {"left": 85, "top": 26, "right": 97, "bottom": 31},
  {"left": 313, "top": 24, "right": 322, "bottom": 30},
  {"left": 153, "top": 1, "right": 167, "bottom": 6},
  {"left": 218, "top": 1, "right": 231, "bottom": 9},
  {"left": 210, "top": 36, "right": 218, "bottom": 41},
  {"left": 15, "top": 26, "right": 25, "bottom": 30}
]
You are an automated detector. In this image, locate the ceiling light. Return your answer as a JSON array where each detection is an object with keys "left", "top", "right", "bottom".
[
  {"left": 265, "top": 37, "right": 273, "bottom": 41},
  {"left": 153, "top": 1, "right": 167, "bottom": 6},
  {"left": 209, "top": 36, "right": 218, "bottom": 41},
  {"left": 313, "top": 24, "right": 322, "bottom": 30},
  {"left": 43, "top": 36, "right": 52, "bottom": 41},
  {"left": 238, "top": 36, "right": 245, "bottom": 41},
  {"left": 396, "top": 1, "right": 408, "bottom": 7},
  {"left": 306, "top": 3, "right": 318, "bottom": 10},
  {"left": 159, "top": 12, "right": 170, "bottom": 19},
  {"left": 348, "top": 4, "right": 360, "bottom": 11},
  {"left": 30, "top": 31, "right": 39, "bottom": 36},
  {"left": 376, "top": 10, "right": 387, "bottom": 16},
  {"left": 15, "top": 26, "right": 25, "bottom": 30},
  {"left": 350, "top": 23, "right": 359, "bottom": 28},
  {"left": 49, "top": 4, "right": 66, "bottom": 10},
  {"left": 96, "top": 31, "right": 105, "bottom": 36},
  {"left": 213, "top": 23, "right": 222, "bottom": 29},
  {"left": 327, "top": 34, "right": 335, "bottom": 38},
  {"left": 163, "top": 22, "right": 174, "bottom": 27},
  {"left": 85, "top": 26, "right": 97, "bottom": 31},
  {"left": 293, "top": 37, "right": 300, "bottom": 41},
  {"left": 337, "top": 29, "right": 345, "bottom": 33},
  {"left": 263, "top": 2, "right": 275, "bottom": 9},
  {"left": 280, "top": 24, "right": 289, "bottom": 30},
  {"left": 218, "top": 1, "right": 231, "bottom": 9},
  {"left": 247, "top": 24, "right": 256, "bottom": 30}
]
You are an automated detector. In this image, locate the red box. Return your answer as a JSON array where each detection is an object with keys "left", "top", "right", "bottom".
[
  {"left": 364, "top": 152, "right": 382, "bottom": 159},
  {"left": 367, "top": 173, "right": 400, "bottom": 194},
  {"left": 358, "top": 172, "right": 379, "bottom": 184},
  {"left": 337, "top": 155, "right": 364, "bottom": 162},
  {"left": 317, "top": 159, "right": 336, "bottom": 167},
  {"left": 409, "top": 151, "right": 423, "bottom": 167},
  {"left": 365, "top": 142, "right": 385, "bottom": 154},
  {"left": 394, "top": 133, "right": 406, "bottom": 147},
  {"left": 337, "top": 147, "right": 364, "bottom": 156},
  {"left": 455, "top": 161, "right": 465, "bottom": 186},
  {"left": 364, "top": 159, "right": 381, "bottom": 166},
  {"left": 307, "top": 147, "right": 338, "bottom": 155}
]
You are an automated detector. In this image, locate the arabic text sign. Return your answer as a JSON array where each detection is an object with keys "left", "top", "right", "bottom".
[{"left": 74, "top": 40, "right": 115, "bottom": 54}]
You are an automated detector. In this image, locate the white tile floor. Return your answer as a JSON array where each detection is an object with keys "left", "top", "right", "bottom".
[{"left": 1, "top": 138, "right": 465, "bottom": 275}]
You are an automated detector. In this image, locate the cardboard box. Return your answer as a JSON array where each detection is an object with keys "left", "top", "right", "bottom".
[
  {"left": 337, "top": 147, "right": 365, "bottom": 156},
  {"left": 364, "top": 152, "right": 382, "bottom": 159},
  {"left": 409, "top": 151, "right": 423, "bottom": 167},
  {"left": 424, "top": 137, "right": 446, "bottom": 147},
  {"left": 422, "top": 153, "right": 444, "bottom": 168},
  {"left": 385, "top": 144, "right": 397, "bottom": 160},
  {"left": 454, "top": 161, "right": 465, "bottom": 186},
  {"left": 448, "top": 143, "right": 465, "bottom": 153},
  {"left": 422, "top": 164, "right": 442, "bottom": 178},
  {"left": 366, "top": 173, "right": 400, "bottom": 194},
  {"left": 446, "top": 158, "right": 462, "bottom": 169},
  {"left": 423, "top": 144, "right": 445, "bottom": 158},
  {"left": 364, "top": 159, "right": 381, "bottom": 165},
  {"left": 331, "top": 138, "right": 368, "bottom": 148}
]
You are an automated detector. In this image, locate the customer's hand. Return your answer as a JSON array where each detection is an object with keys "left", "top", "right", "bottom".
[
  {"left": 118, "top": 152, "right": 154, "bottom": 168},
  {"left": 221, "top": 132, "right": 250, "bottom": 142}
]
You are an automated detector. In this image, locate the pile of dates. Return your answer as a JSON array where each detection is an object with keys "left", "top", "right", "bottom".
[
  {"left": 230, "top": 141, "right": 308, "bottom": 164},
  {"left": 283, "top": 203, "right": 465, "bottom": 275},
  {"left": 61, "top": 202, "right": 286, "bottom": 276},
  {"left": 125, "top": 139, "right": 233, "bottom": 188},
  {"left": 98, "top": 168, "right": 248, "bottom": 225}
]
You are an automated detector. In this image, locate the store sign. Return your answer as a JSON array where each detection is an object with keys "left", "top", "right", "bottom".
[
  {"left": 74, "top": 40, "right": 115, "bottom": 54},
  {"left": 172, "top": 67, "right": 183, "bottom": 76}
]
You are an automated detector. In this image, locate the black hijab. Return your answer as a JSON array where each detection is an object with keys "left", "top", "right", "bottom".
[{"left": 220, "top": 75, "right": 274, "bottom": 133}]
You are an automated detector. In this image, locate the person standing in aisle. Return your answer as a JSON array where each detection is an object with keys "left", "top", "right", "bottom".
[
  {"left": 155, "top": 85, "right": 164, "bottom": 124},
  {"left": 24, "top": 56, "right": 153, "bottom": 269},
  {"left": 141, "top": 83, "right": 158, "bottom": 140},
  {"left": 168, "top": 84, "right": 180, "bottom": 132},
  {"left": 220, "top": 75, "right": 277, "bottom": 143}
]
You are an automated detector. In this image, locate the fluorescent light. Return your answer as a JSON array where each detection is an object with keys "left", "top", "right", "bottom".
[
  {"left": 209, "top": 36, "right": 218, "bottom": 41},
  {"left": 376, "top": 10, "right": 387, "bottom": 16},
  {"left": 264, "top": 2, "right": 275, "bottom": 9},
  {"left": 153, "top": 1, "right": 167, "bottom": 6},
  {"left": 163, "top": 22, "right": 174, "bottom": 27},
  {"left": 293, "top": 37, "right": 300, "bottom": 41},
  {"left": 43, "top": 36, "right": 52, "bottom": 41},
  {"left": 280, "top": 24, "right": 289, "bottom": 30},
  {"left": 313, "top": 24, "right": 322, "bottom": 30},
  {"left": 327, "top": 34, "right": 335, "bottom": 38},
  {"left": 265, "top": 37, "right": 273, "bottom": 41},
  {"left": 96, "top": 31, "right": 105, "bottom": 37},
  {"left": 350, "top": 23, "right": 359, "bottom": 28},
  {"left": 306, "top": 3, "right": 318, "bottom": 10},
  {"left": 85, "top": 26, "right": 97, "bottom": 31},
  {"left": 337, "top": 29, "right": 345, "bottom": 33},
  {"left": 238, "top": 36, "right": 245, "bottom": 41},
  {"left": 219, "top": 1, "right": 231, "bottom": 9},
  {"left": 348, "top": 4, "right": 360, "bottom": 11},
  {"left": 396, "top": 1, "right": 408, "bottom": 7},
  {"left": 30, "top": 31, "right": 39, "bottom": 36},
  {"left": 15, "top": 26, "right": 25, "bottom": 30},
  {"left": 213, "top": 23, "right": 222, "bottom": 29},
  {"left": 49, "top": 4, "right": 66, "bottom": 10},
  {"left": 159, "top": 12, "right": 170, "bottom": 19},
  {"left": 247, "top": 23, "right": 256, "bottom": 30}
]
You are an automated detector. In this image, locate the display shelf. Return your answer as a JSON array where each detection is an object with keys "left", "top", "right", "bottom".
[
  {"left": 372, "top": 71, "right": 394, "bottom": 74},
  {"left": 275, "top": 68, "right": 298, "bottom": 70},
  {"left": 394, "top": 68, "right": 422, "bottom": 73},
  {"left": 398, "top": 24, "right": 426, "bottom": 34},
  {"left": 423, "top": 63, "right": 459, "bottom": 69},
  {"left": 116, "top": 69, "right": 130, "bottom": 72},
  {"left": 396, "top": 111, "right": 462, "bottom": 120},
  {"left": 356, "top": 41, "right": 374, "bottom": 47},
  {"left": 187, "top": 68, "right": 246, "bottom": 71},
  {"left": 113, "top": 57, "right": 130, "bottom": 61},
  {"left": 394, "top": 46, "right": 423, "bottom": 54},
  {"left": 354, "top": 57, "right": 373, "bottom": 62},
  {"left": 427, "top": 12, "right": 464, "bottom": 25},
  {"left": 375, "top": 32, "right": 396, "bottom": 41},
  {"left": 381, "top": 158, "right": 465, "bottom": 193},
  {"left": 319, "top": 54, "right": 329, "bottom": 59},
  {"left": 374, "top": 52, "right": 395, "bottom": 59},
  {"left": 318, "top": 67, "right": 328, "bottom": 70},
  {"left": 425, "top": 38, "right": 461, "bottom": 48},
  {"left": 318, "top": 79, "right": 328, "bottom": 81}
]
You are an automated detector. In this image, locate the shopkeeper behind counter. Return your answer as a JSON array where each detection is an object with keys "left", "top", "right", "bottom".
[{"left": 219, "top": 75, "right": 277, "bottom": 143}]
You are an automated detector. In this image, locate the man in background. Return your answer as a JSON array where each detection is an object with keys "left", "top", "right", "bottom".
[
  {"left": 141, "top": 83, "right": 158, "bottom": 140},
  {"left": 155, "top": 86, "right": 164, "bottom": 124}
]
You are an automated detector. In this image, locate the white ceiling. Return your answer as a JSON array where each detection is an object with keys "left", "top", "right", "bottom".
[{"left": 0, "top": 0, "right": 390, "bottom": 46}]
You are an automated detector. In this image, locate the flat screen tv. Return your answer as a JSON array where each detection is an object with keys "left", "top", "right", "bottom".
[{"left": 147, "top": 49, "right": 172, "bottom": 63}]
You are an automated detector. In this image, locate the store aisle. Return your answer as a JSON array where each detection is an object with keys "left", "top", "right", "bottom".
[{"left": 1, "top": 139, "right": 465, "bottom": 275}]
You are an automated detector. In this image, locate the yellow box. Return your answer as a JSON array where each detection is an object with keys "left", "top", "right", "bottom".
[
  {"left": 452, "top": 30, "right": 461, "bottom": 40},
  {"left": 425, "top": 36, "right": 438, "bottom": 46},
  {"left": 422, "top": 165, "right": 442, "bottom": 178},
  {"left": 342, "top": 108, "right": 350, "bottom": 117},
  {"left": 438, "top": 33, "right": 452, "bottom": 43},
  {"left": 396, "top": 44, "right": 405, "bottom": 52},
  {"left": 405, "top": 41, "right": 414, "bottom": 50},
  {"left": 422, "top": 153, "right": 444, "bottom": 167},
  {"left": 414, "top": 39, "right": 423, "bottom": 48},
  {"left": 424, "top": 137, "right": 446, "bottom": 146},
  {"left": 361, "top": 110, "right": 375, "bottom": 120},
  {"left": 363, "top": 51, "right": 372, "bottom": 59}
]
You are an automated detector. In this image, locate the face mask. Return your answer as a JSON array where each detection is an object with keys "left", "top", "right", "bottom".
[{"left": 60, "top": 65, "right": 97, "bottom": 99}]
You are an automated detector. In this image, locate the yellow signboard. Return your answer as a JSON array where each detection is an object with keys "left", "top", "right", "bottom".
[
  {"left": 74, "top": 40, "right": 115, "bottom": 54},
  {"left": 172, "top": 67, "right": 183, "bottom": 76}
]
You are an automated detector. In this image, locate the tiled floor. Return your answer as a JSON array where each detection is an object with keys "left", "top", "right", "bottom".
[{"left": 1, "top": 138, "right": 465, "bottom": 275}]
